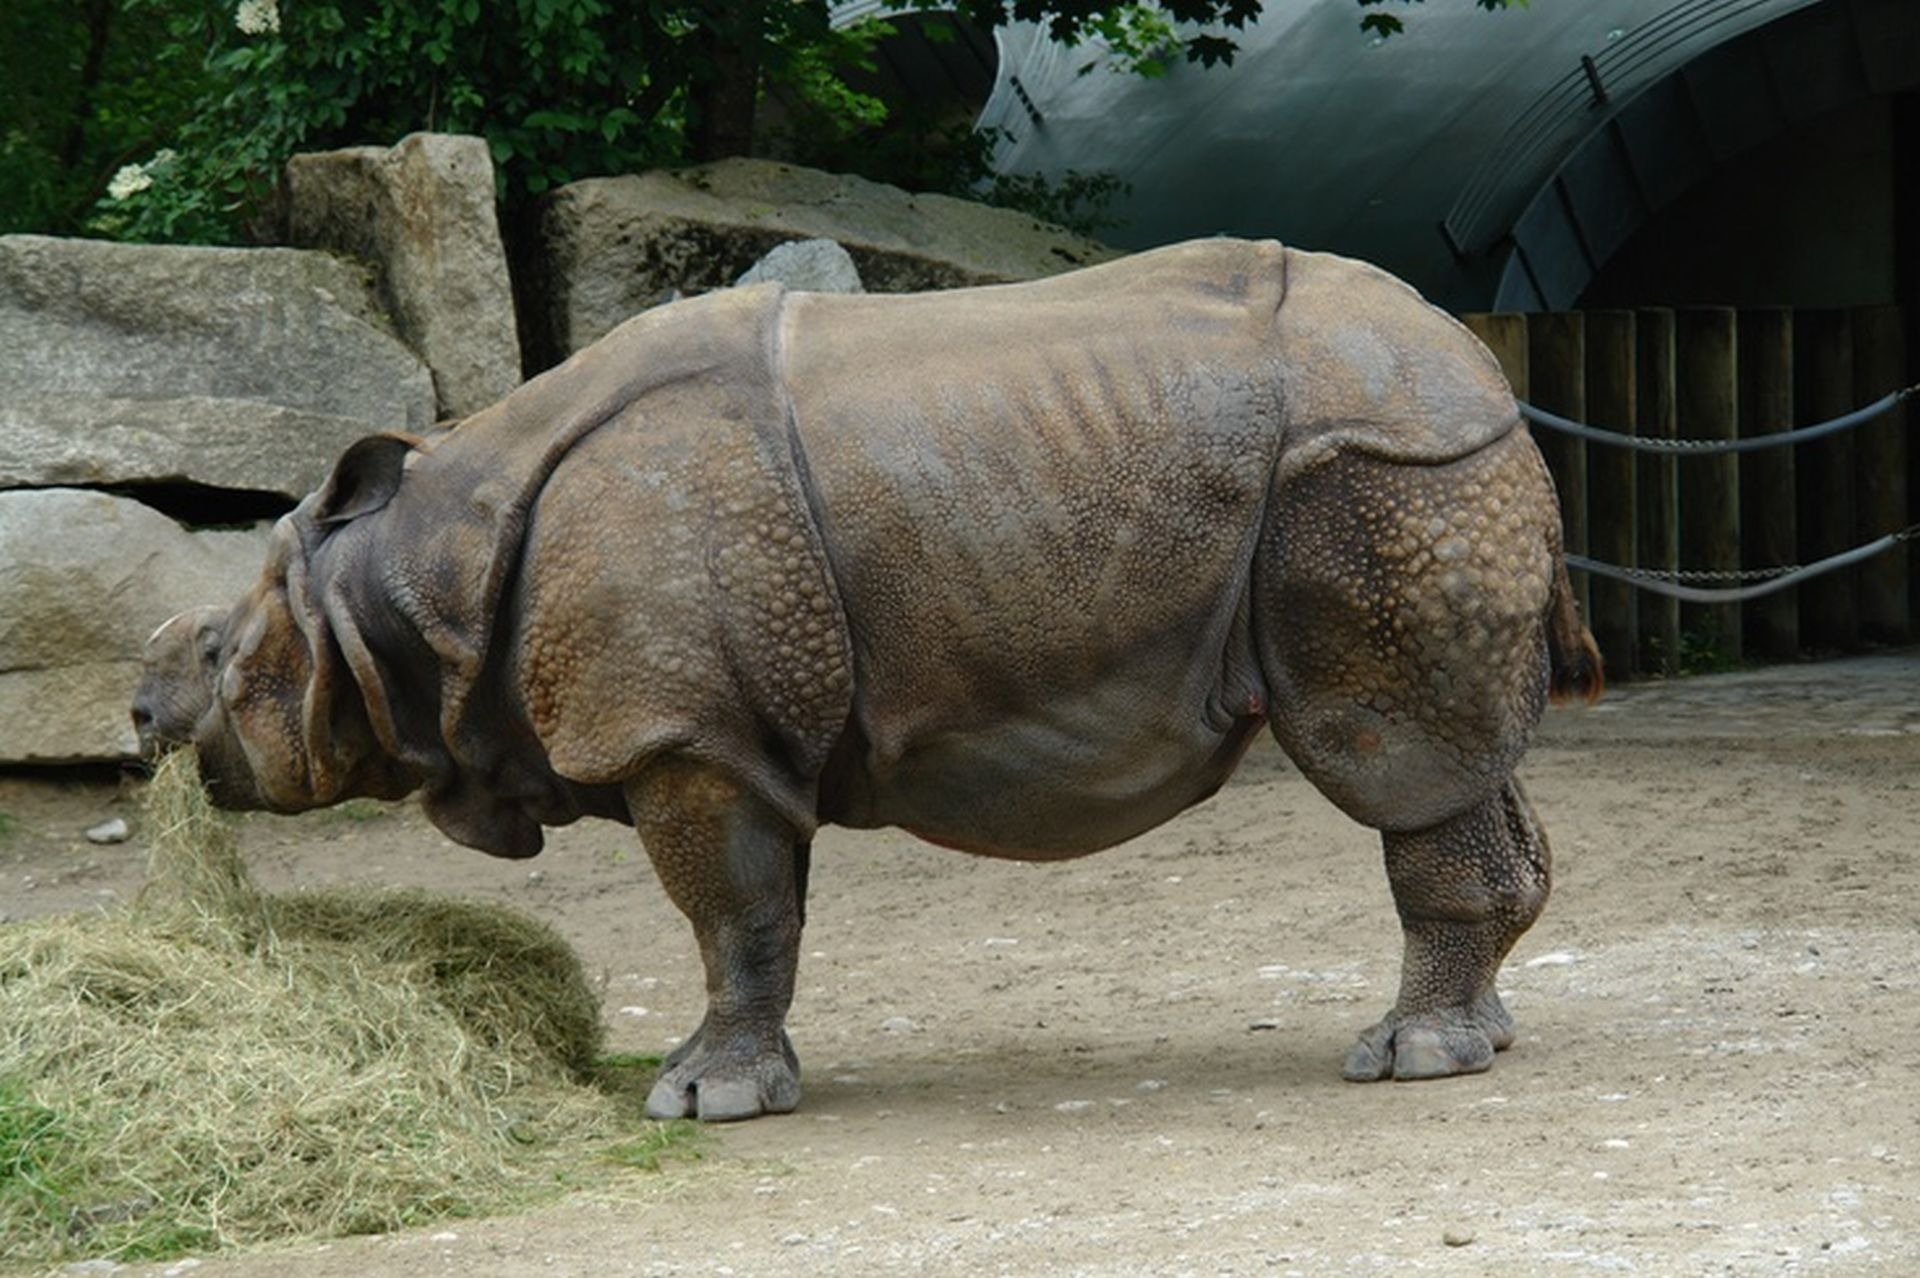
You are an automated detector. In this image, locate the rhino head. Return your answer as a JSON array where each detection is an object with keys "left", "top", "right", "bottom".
[{"left": 133, "top": 435, "right": 419, "bottom": 813}]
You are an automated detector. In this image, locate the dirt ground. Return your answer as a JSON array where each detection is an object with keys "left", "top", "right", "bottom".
[{"left": 4, "top": 653, "right": 1918, "bottom": 1276}]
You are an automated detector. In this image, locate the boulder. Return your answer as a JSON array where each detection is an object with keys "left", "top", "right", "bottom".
[
  {"left": 0, "top": 489, "right": 271, "bottom": 764},
  {"left": 0, "top": 396, "right": 392, "bottom": 502},
  {"left": 285, "top": 133, "right": 522, "bottom": 419},
  {"left": 0, "top": 235, "right": 434, "bottom": 436},
  {"left": 532, "top": 158, "right": 1121, "bottom": 361},
  {"left": 736, "top": 238, "right": 865, "bottom": 293}
]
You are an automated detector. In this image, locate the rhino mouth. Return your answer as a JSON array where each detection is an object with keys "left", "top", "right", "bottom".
[
  {"left": 127, "top": 710, "right": 261, "bottom": 810},
  {"left": 130, "top": 701, "right": 166, "bottom": 759}
]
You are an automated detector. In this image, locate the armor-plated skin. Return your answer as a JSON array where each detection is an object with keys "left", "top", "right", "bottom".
[{"left": 134, "top": 240, "right": 1599, "bottom": 1122}]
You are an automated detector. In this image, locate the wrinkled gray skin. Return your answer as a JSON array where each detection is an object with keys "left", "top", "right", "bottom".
[{"left": 135, "top": 240, "right": 1600, "bottom": 1123}]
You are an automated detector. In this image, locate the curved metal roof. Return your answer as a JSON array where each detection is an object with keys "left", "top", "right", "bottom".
[{"left": 976, "top": 0, "right": 1919, "bottom": 310}]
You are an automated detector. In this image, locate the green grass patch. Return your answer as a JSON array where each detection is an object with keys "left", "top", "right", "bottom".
[
  {"left": 0, "top": 751, "right": 698, "bottom": 1268},
  {"left": 314, "top": 797, "right": 399, "bottom": 824},
  {"left": 606, "top": 1120, "right": 706, "bottom": 1173},
  {"left": 0, "top": 1080, "right": 70, "bottom": 1216}
]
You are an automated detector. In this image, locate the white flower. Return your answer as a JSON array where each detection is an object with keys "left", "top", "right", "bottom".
[
  {"left": 107, "top": 164, "right": 153, "bottom": 201},
  {"left": 235, "top": 0, "right": 280, "bottom": 35}
]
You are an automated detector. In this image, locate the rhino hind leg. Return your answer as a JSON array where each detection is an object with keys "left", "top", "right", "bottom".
[
  {"left": 1254, "top": 430, "right": 1566, "bottom": 1080},
  {"left": 626, "top": 758, "right": 806, "bottom": 1122},
  {"left": 1342, "top": 777, "right": 1549, "bottom": 1081}
]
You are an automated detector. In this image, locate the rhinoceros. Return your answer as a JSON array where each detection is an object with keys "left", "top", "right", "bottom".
[{"left": 134, "top": 238, "right": 1599, "bottom": 1121}]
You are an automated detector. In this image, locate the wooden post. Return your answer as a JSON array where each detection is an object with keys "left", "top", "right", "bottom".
[
  {"left": 1851, "top": 305, "right": 1910, "bottom": 643},
  {"left": 1526, "top": 313, "right": 1589, "bottom": 621},
  {"left": 1738, "top": 308, "right": 1798, "bottom": 659},
  {"left": 1461, "top": 313, "right": 1530, "bottom": 398},
  {"left": 1795, "top": 309, "right": 1858, "bottom": 651},
  {"left": 1636, "top": 309, "right": 1681, "bottom": 675},
  {"left": 1584, "top": 311, "right": 1638, "bottom": 678},
  {"left": 1675, "top": 308, "right": 1741, "bottom": 664}
]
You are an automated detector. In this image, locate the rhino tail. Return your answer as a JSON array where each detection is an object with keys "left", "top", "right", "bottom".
[{"left": 1546, "top": 556, "right": 1604, "bottom": 705}]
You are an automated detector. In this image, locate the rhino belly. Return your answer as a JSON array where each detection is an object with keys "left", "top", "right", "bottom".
[{"left": 830, "top": 694, "right": 1267, "bottom": 860}]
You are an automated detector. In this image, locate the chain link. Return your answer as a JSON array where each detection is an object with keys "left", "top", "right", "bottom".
[
  {"left": 1520, "top": 385, "right": 1918, "bottom": 454},
  {"left": 1591, "top": 561, "right": 1801, "bottom": 584},
  {"left": 1567, "top": 526, "right": 1920, "bottom": 604}
]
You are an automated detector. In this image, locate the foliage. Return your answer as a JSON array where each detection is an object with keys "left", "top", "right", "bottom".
[
  {"left": 0, "top": 0, "right": 209, "bottom": 236},
  {"left": 1355, "top": 0, "right": 1524, "bottom": 40},
  {"left": 946, "top": 0, "right": 1263, "bottom": 70},
  {"left": 6, "top": 0, "right": 1534, "bottom": 247},
  {"left": 85, "top": 0, "right": 705, "bottom": 243},
  {"left": 981, "top": 164, "right": 1133, "bottom": 235},
  {"left": 1645, "top": 628, "right": 1745, "bottom": 678}
]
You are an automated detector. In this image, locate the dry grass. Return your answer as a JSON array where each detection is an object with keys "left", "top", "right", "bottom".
[{"left": 0, "top": 751, "right": 693, "bottom": 1267}]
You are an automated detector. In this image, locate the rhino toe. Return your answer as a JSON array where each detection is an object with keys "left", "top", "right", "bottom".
[
  {"left": 1342, "top": 1009, "right": 1502, "bottom": 1083},
  {"left": 644, "top": 1030, "right": 801, "bottom": 1122},
  {"left": 1386, "top": 1024, "right": 1496, "bottom": 1080},
  {"left": 1341, "top": 1026, "right": 1394, "bottom": 1082}
]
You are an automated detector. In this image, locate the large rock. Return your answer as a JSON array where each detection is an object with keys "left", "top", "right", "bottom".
[
  {"left": 285, "top": 133, "right": 522, "bottom": 418},
  {"left": 0, "top": 396, "right": 394, "bottom": 502},
  {"left": 735, "top": 238, "right": 864, "bottom": 293},
  {"left": 0, "top": 489, "right": 271, "bottom": 764},
  {"left": 532, "top": 158, "right": 1122, "bottom": 362},
  {"left": 0, "top": 235, "right": 434, "bottom": 436}
]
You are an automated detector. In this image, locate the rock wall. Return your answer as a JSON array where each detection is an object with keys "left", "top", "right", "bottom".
[
  {"left": 1, "top": 139, "right": 1118, "bottom": 765},
  {"left": 0, "top": 227, "right": 440, "bottom": 764},
  {"left": 0, "top": 490, "right": 272, "bottom": 764},
  {"left": 0, "top": 235, "right": 434, "bottom": 438},
  {"left": 285, "top": 133, "right": 522, "bottom": 418},
  {"left": 529, "top": 157, "right": 1121, "bottom": 364}
]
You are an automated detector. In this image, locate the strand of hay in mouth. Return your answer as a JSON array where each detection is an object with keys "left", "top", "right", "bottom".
[
  {"left": 0, "top": 750, "right": 682, "bottom": 1266},
  {"left": 135, "top": 749, "right": 270, "bottom": 942}
]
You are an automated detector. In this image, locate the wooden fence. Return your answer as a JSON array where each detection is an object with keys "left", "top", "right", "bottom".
[{"left": 1461, "top": 308, "right": 1912, "bottom": 678}]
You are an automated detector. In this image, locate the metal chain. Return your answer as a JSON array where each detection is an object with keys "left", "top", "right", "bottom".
[
  {"left": 1590, "top": 523, "right": 1920, "bottom": 582},
  {"left": 1596, "top": 561, "right": 1802, "bottom": 584},
  {"left": 1566, "top": 525, "right": 1920, "bottom": 604},
  {"left": 1520, "top": 384, "right": 1918, "bottom": 454}
]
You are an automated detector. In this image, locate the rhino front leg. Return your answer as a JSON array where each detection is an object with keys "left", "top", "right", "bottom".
[
  {"left": 627, "top": 758, "right": 806, "bottom": 1121},
  {"left": 1345, "top": 777, "right": 1550, "bottom": 1082}
]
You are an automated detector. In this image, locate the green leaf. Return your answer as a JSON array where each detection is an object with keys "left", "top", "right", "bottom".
[{"left": 1185, "top": 34, "right": 1238, "bottom": 67}]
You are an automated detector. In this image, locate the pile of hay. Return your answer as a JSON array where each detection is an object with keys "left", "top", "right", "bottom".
[{"left": 0, "top": 752, "right": 676, "bottom": 1265}]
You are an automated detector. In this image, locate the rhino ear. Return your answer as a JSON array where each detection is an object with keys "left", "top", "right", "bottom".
[{"left": 315, "top": 434, "right": 416, "bottom": 527}]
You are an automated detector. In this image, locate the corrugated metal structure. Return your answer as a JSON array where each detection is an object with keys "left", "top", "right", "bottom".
[{"left": 963, "top": 0, "right": 1920, "bottom": 312}]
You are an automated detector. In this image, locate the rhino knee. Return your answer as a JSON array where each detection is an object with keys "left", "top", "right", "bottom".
[{"left": 1382, "top": 780, "right": 1550, "bottom": 929}]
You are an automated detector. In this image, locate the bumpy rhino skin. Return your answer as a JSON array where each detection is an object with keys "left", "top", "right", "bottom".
[{"left": 133, "top": 238, "right": 1598, "bottom": 1121}]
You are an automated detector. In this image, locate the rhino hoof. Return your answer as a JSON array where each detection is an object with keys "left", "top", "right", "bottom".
[
  {"left": 1342, "top": 1013, "right": 1499, "bottom": 1083},
  {"left": 645, "top": 1075, "right": 790, "bottom": 1123},
  {"left": 644, "top": 1033, "right": 802, "bottom": 1122}
]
